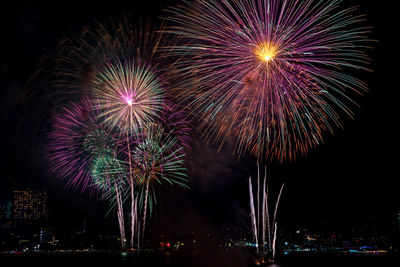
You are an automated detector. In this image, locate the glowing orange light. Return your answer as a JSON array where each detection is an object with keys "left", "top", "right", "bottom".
[{"left": 255, "top": 42, "right": 277, "bottom": 62}]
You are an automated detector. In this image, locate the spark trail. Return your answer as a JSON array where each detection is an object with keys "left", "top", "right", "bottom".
[{"left": 249, "top": 165, "right": 285, "bottom": 263}]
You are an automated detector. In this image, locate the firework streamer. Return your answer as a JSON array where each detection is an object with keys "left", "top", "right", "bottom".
[
  {"left": 249, "top": 176, "right": 259, "bottom": 254},
  {"left": 137, "top": 221, "right": 141, "bottom": 252},
  {"left": 135, "top": 196, "right": 139, "bottom": 249},
  {"left": 272, "top": 222, "right": 278, "bottom": 260},
  {"left": 141, "top": 179, "right": 150, "bottom": 241},
  {"left": 271, "top": 183, "right": 285, "bottom": 259},
  {"left": 129, "top": 147, "right": 135, "bottom": 249},
  {"left": 273, "top": 183, "right": 285, "bottom": 228},
  {"left": 265, "top": 178, "right": 271, "bottom": 255},
  {"left": 124, "top": 132, "right": 136, "bottom": 249},
  {"left": 166, "top": 0, "right": 372, "bottom": 162},
  {"left": 261, "top": 167, "right": 266, "bottom": 256},
  {"left": 249, "top": 165, "right": 284, "bottom": 262},
  {"left": 115, "top": 184, "right": 126, "bottom": 249},
  {"left": 257, "top": 162, "right": 260, "bottom": 244},
  {"left": 91, "top": 154, "right": 129, "bottom": 249}
]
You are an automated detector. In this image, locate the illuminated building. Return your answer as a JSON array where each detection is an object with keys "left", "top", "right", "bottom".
[{"left": 12, "top": 189, "right": 48, "bottom": 221}]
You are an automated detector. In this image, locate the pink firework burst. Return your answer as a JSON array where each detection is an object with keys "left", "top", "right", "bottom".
[
  {"left": 47, "top": 97, "right": 118, "bottom": 192},
  {"left": 166, "top": 0, "right": 372, "bottom": 162}
]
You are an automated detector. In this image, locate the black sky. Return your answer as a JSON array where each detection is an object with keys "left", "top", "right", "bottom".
[{"left": 0, "top": 0, "right": 398, "bottom": 240}]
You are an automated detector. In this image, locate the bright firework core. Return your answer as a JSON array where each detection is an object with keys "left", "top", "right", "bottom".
[
  {"left": 123, "top": 92, "right": 135, "bottom": 106},
  {"left": 256, "top": 43, "right": 277, "bottom": 62},
  {"left": 126, "top": 98, "right": 133, "bottom": 106}
]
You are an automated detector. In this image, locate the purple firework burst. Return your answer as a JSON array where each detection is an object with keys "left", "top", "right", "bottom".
[
  {"left": 166, "top": 0, "right": 372, "bottom": 162},
  {"left": 47, "top": 96, "right": 118, "bottom": 192}
]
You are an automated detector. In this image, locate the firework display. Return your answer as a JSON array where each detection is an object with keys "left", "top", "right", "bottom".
[
  {"left": 38, "top": 0, "right": 373, "bottom": 256},
  {"left": 45, "top": 17, "right": 192, "bottom": 250},
  {"left": 82, "top": 23, "right": 179, "bottom": 247},
  {"left": 167, "top": 0, "right": 371, "bottom": 162}
]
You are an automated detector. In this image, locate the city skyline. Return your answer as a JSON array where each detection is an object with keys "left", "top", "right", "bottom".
[{"left": 0, "top": 185, "right": 396, "bottom": 255}]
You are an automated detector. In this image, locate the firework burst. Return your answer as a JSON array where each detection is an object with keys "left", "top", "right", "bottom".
[
  {"left": 91, "top": 57, "right": 165, "bottom": 133},
  {"left": 43, "top": 16, "right": 191, "bottom": 249},
  {"left": 52, "top": 17, "right": 140, "bottom": 98},
  {"left": 158, "top": 101, "right": 192, "bottom": 154},
  {"left": 83, "top": 21, "right": 188, "bottom": 248},
  {"left": 167, "top": 0, "right": 372, "bottom": 162},
  {"left": 91, "top": 154, "right": 127, "bottom": 198},
  {"left": 47, "top": 97, "right": 117, "bottom": 192},
  {"left": 131, "top": 123, "right": 189, "bottom": 236}
]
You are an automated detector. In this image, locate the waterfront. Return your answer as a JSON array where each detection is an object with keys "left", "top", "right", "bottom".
[{"left": 1, "top": 250, "right": 398, "bottom": 267}]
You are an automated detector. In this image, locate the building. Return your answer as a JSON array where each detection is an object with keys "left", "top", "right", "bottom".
[{"left": 12, "top": 189, "right": 48, "bottom": 221}]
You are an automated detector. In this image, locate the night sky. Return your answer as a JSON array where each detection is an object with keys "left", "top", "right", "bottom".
[{"left": 0, "top": 0, "right": 398, "bottom": 242}]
